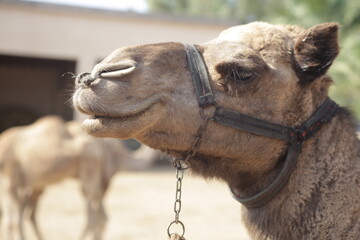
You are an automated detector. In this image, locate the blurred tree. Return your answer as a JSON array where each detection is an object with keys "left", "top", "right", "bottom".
[
  {"left": 147, "top": 0, "right": 360, "bottom": 29},
  {"left": 146, "top": 0, "right": 360, "bottom": 119}
]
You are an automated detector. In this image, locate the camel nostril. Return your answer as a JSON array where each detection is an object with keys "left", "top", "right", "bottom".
[
  {"left": 75, "top": 72, "right": 96, "bottom": 87},
  {"left": 98, "top": 60, "right": 137, "bottom": 79}
]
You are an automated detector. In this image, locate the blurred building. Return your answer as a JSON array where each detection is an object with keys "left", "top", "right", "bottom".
[{"left": 0, "top": 0, "right": 234, "bottom": 132}]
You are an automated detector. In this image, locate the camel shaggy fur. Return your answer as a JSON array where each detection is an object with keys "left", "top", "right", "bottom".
[
  {"left": 72, "top": 22, "right": 360, "bottom": 239},
  {"left": 0, "top": 116, "right": 158, "bottom": 240}
]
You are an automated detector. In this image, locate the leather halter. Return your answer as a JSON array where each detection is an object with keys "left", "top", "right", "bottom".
[{"left": 183, "top": 43, "right": 339, "bottom": 208}]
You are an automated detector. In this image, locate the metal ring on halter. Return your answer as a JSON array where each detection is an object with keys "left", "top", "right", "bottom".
[
  {"left": 167, "top": 220, "right": 185, "bottom": 238},
  {"left": 173, "top": 158, "right": 191, "bottom": 170},
  {"left": 199, "top": 106, "right": 215, "bottom": 121}
]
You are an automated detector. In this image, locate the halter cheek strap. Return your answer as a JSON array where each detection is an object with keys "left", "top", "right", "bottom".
[
  {"left": 184, "top": 43, "right": 215, "bottom": 108},
  {"left": 183, "top": 43, "right": 339, "bottom": 208}
]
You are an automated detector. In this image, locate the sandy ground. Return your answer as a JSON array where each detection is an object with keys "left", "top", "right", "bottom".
[{"left": 24, "top": 168, "right": 251, "bottom": 240}]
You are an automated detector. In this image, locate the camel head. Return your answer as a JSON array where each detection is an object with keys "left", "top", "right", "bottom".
[{"left": 73, "top": 22, "right": 339, "bottom": 187}]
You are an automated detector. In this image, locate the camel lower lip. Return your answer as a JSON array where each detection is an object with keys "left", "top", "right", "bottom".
[
  {"left": 85, "top": 115, "right": 109, "bottom": 123},
  {"left": 82, "top": 115, "right": 133, "bottom": 131}
]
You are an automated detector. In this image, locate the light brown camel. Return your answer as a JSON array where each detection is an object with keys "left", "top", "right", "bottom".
[
  {"left": 72, "top": 22, "right": 360, "bottom": 239},
  {"left": 0, "top": 116, "right": 158, "bottom": 240}
]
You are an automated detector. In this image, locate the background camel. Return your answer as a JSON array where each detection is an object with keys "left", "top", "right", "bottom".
[
  {"left": 73, "top": 22, "right": 360, "bottom": 239},
  {"left": 0, "top": 116, "right": 159, "bottom": 240}
]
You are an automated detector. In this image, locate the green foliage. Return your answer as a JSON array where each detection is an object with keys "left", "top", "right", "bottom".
[{"left": 146, "top": 0, "right": 360, "bottom": 120}]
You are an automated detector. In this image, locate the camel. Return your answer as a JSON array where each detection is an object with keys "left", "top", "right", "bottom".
[
  {"left": 0, "top": 116, "right": 158, "bottom": 240},
  {"left": 72, "top": 22, "right": 360, "bottom": 239}
]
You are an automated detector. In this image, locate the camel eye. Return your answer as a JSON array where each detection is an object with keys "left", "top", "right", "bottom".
[
  {"left": 215, "top": 62, "right": 255, "bottom": 85},
  {"left": 236, "top": 70, "right": 254, "bottom": 82}
]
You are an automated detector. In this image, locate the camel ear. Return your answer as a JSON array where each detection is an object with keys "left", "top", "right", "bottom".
[{"left": 294, "top": 22, "right": 339, "bottom": 83}]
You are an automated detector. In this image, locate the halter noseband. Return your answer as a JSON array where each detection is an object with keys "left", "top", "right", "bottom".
[{"left": 183, "top": 43, "right": 339, "bottom": 208}]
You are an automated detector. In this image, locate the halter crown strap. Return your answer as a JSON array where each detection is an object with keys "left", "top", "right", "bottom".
[{"left": 183, "top": 43, "right": 339, "bottom": 208}]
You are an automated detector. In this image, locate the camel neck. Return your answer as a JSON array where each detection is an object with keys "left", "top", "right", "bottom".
[{"left": 241, "top": 110, "right": 360, "bottom": 239}]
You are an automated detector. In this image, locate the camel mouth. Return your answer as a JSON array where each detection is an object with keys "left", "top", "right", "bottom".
[
  {"left": 80, "top": 101, "right": 160, "bottom": 138},
  {"left": 91, "top": 107, "right": 150, "bottom": 121},
  {"left": 83, "top": 101, "right": 158, "bottom": 126}
]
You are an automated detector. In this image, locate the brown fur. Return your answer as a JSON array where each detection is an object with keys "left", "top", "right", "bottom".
[
  {"left": 72, "top": 22, "right": 360, "bottom": 239},
  {"left": 0, "top": 116, "right": 157, "bottom": 240}
]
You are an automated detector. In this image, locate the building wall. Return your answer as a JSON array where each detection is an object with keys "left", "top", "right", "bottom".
[
  {"left": 0, "top": 1, "right": 233, "bottom": 125},
  {"left": 0, "top": 1, "right": 231, "bottom": 71}
]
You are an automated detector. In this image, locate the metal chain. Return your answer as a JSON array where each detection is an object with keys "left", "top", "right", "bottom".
[
  {"left": 167, "top": 163, "right": 186, "bottom": 238},
  {"left": 167, "top": 114, "right": 210, "bottom": 239},
  {"left": 174, "top": 166, "right": 184, "bottom": 223}
]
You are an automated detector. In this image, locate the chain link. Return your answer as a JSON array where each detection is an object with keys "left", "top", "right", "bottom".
[{"left": 167, "top": 115, "right": 210, "bottom": 238}]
